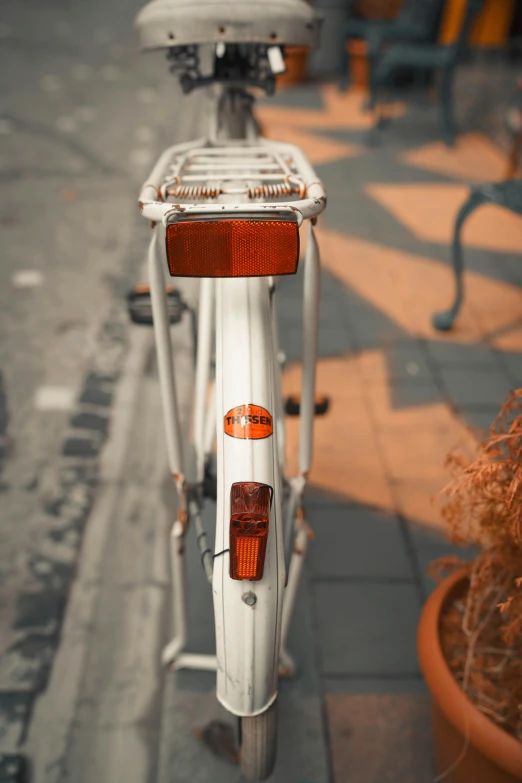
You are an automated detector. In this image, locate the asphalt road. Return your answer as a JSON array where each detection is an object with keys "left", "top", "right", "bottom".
[{"left": 0, "top": 0, "right": 202, "bottom": 774}]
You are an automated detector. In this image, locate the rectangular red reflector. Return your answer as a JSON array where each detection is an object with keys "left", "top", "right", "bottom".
[
  {"left": 229, "top": 482, "right": 271, "bottom": 581},
  {"left": 166, "top": 217, "right": 299, "bottom": 278}
]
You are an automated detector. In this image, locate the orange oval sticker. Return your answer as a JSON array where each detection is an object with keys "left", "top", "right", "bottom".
[{"left": 224, "top": 404, "right": 273, "bottom": 440}]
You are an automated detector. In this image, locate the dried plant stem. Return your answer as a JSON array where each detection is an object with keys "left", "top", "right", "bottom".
[{"left": 462, "top": 587, "right": 503, "bottom": 694}]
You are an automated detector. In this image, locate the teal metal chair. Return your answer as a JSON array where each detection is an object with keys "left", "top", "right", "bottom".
[
  {"left": 338, "top": 0, "right": 443, "bottom": 99},
  {"left": 433, "top": 179, "right": 522, "bottom": 331},
  {"left": 369, "top": 0, "right": 484, "bottom": 145}
]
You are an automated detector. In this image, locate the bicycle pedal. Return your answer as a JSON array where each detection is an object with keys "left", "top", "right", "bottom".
[
  {"left": 284, "top": 395, "right": 330, "bottom": 417},
  {"left": 278, "top": 663, "right": 296, "bottom": 679},
  {"left": 126, "top": 285, "right": 184, "bottom": 326},
  {"left": 202, "top": 465, "right": 217, "bottom": 501}
]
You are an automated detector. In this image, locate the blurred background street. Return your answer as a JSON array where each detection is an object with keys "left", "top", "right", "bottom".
[{"left": 1, "top": 0, "right": 522, "bottom": 781}]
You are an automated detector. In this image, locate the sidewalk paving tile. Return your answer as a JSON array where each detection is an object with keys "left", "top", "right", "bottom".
[
  {"left": 326, "top": 694, "right": 435, "bottom": 783},
  {"left": 499, "top": 352, "right": 522, "bottom": 385},
  {"left": 387, "top": 378, "right": 446, "bottom": 411},
  {"left": 381, "top": 343, "right": 434, "bottom": 381},
  {"left": 423, "top": 340, "right": 500, "bottom": 368},
  {"left": 307, "top": 505, "right": 413, "bottom": 580},
  {"left": 323, "top": 675, "right": 427, "bottom": 695},
  {"left": 408, "top": 521, "right": 477, "bottom": 596},
  {"left": 313, "top": 582, "right": 421, "bottom": 677},
  {"left": 439, "top": 366, "right": 514, "bottom": 407},
  {"left": 456, "top": 406, "right": 503, "bottom": 433}
]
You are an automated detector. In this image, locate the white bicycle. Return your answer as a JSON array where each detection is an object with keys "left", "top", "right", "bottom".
[{"left": 132, "top": 1, "right": 326, "bottom": 779}]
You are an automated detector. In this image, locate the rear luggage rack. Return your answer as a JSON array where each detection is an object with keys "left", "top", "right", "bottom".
[
  {"left": 161, "top": 145, "right": 306, "bottom": 202},
  {"left": 138, "top": 138, "right": 326, "bottom": 224}
]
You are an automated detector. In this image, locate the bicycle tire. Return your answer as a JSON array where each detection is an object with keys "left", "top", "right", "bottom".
[{"left": 239, "top": 699, "right": 278, "bottom": 781}]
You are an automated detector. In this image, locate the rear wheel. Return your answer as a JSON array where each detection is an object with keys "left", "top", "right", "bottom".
[{"left": 239, "top": 699, "right": 278, "bottom": 781}]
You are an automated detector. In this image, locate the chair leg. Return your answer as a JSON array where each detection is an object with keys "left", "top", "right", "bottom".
[
  {"left": 440, "top": 67, "right": 456, "bottom": 147},
  {"left": 365, "top": 53, "right": 379, "bottom": 112},
  {"left": 506, "top": 131, "right": 522, "bottom": 179},
  {"left": 338, "top": 35, "right": 351, "bottom": 92},
  {"left": 432, "top": 191, "right": 486, "bottom": 332}
]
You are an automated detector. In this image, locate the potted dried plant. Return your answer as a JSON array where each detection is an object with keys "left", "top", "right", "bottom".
[{"left": 418, "top": 389, "right": 522, "bottom": 783}]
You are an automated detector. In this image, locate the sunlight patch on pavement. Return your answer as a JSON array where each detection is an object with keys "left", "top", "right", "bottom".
[
  {"left": 258, "top": 83, "right": 404, "bottom": 131},
  {"left": 261, "top": 123, "right": 363, "bottom": 165},
  {"left": 367, "top": 183, "right": 522, "bottom": 254},
  {"left": 318, "top": 226, "right": 522, "bottom": 350},
  {"left": 401, "top": 133, "right": 507, "bottom": 182},
  {"left": 283, "top": 350, "right": 477, "bottom": 531}
]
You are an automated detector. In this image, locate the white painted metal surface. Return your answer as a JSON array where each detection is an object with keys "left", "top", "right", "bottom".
[
  {"left": 194, "top": 278, "right": 214, "bottom": 483},
  {"left": 148, "top": 229, "right": 184, "bottom": 477},
  {"left": 280, "top": 509, "right": 310, "bottom": 676},
  {"left": 213, "top": 276, "right": 285, "bottom": 716},
  {"left": 161, "top": 520, "right": 188, "bottom": 666},
  {"left": 135, "top": 0, "right": 321, "bottom": 50},
  {"left": 299, "top": 221, "right": 321, "bottom": 477}
]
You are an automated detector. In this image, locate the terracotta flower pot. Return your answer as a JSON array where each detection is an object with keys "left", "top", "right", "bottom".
[
  {"left": 418, "top": 568, "right": 522, "bottom": 783},
  {"left": 277, "top": 46, "right": 308, "bottom": 88}
]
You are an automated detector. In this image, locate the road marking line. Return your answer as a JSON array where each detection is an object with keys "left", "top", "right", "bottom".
[
  {"left": 12, "top": 270, "right": 44, "bottom": 288},
  {"left": 34, "top": 386, "right": 75, "bottom": 411}
]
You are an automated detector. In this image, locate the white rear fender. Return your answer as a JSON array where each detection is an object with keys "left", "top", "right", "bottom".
[{"left": 213, "top": 276, "right": 285, "bottom": 717}]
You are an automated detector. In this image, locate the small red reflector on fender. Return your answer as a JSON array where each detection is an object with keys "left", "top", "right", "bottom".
[
  {"left": 166, "top": 218, "right": 299, "bottom": 277},
  {"left": 229, "top": 482, "right": 271, "bottom": 581}
]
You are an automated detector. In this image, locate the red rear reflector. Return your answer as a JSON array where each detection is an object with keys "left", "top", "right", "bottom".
[
  {"left": 165, "top": 218, "right": 299, "bottom": 277},
  {"left": 229, "top": 482, "right": 271, "bottom": 581}
]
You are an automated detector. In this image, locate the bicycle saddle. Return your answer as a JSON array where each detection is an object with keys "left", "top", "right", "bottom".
[{"left": 135, "top": 0, "right": 320, "bottom": 50}]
